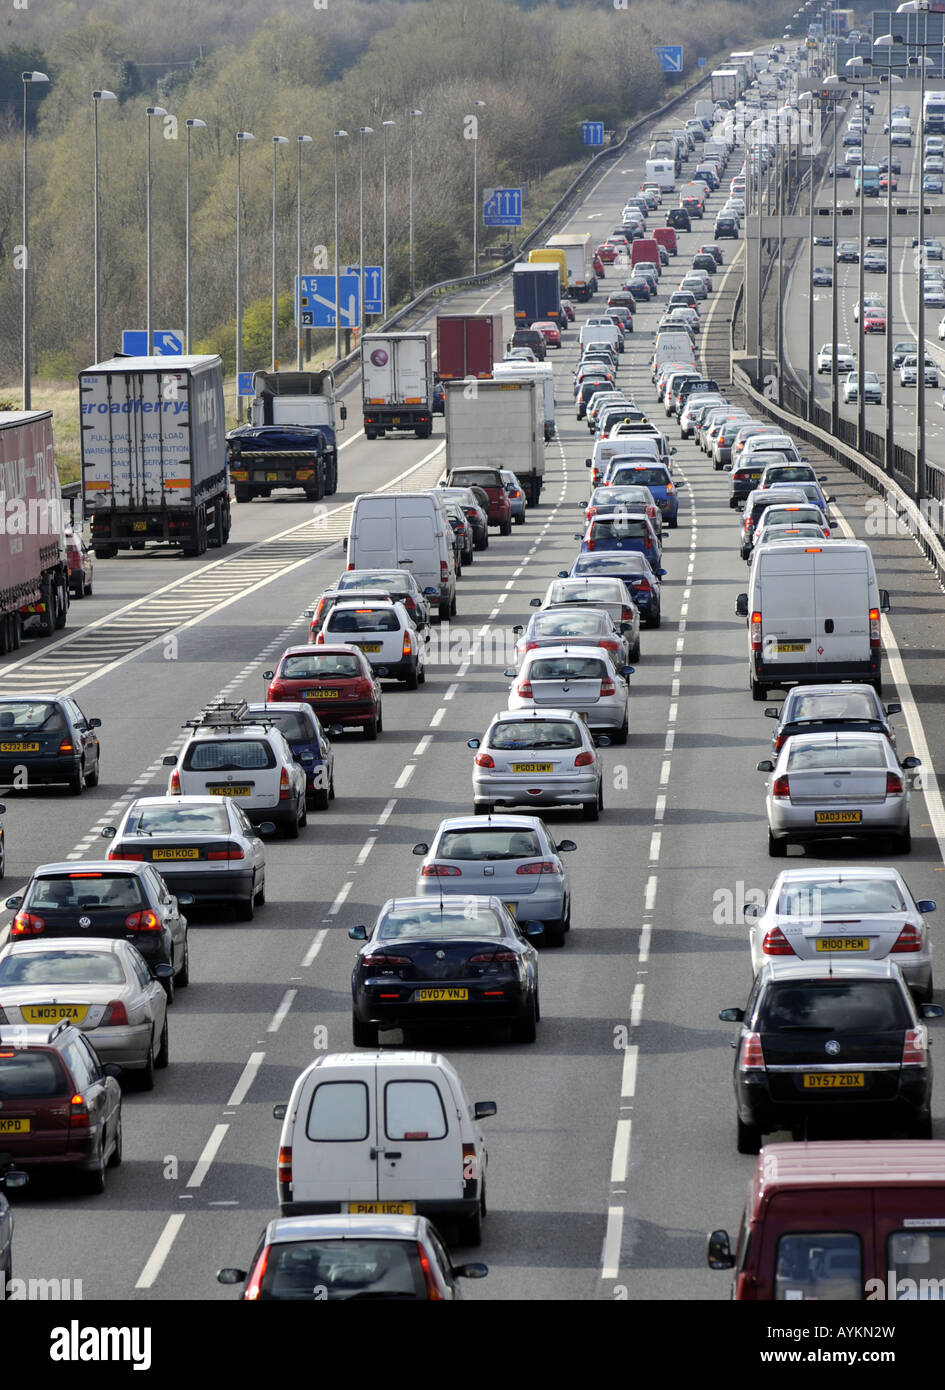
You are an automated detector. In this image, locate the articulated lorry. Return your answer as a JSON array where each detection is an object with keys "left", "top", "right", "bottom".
[
  {"left": 0, "top": 411, "right": 71, "bottom": 648},
  {"left": 545, "top": 234, "right": 597, "bottom": 300},
  {"left": 360, "top": 332, "right": 434, "bottom": 439},
  {"left": 80, "top": 355, "right": 231, "bottom": 556},
  {"left": 512, "top": 263, "right": 563, "bottom": 327},
  {"left": 226, "top": 370, "right": 345, "bottom": 502},
  {"left": 436, "top": 316, "right": 504, "bottom": 380},
  {"left": 444, "top": 378, "right": 545, "bottom": 505}
]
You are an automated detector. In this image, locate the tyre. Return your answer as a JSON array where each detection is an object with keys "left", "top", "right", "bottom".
[
  {"left": 438, "top": 601, "right": 450, "bottom": 621},
  {"left": 311, "top": 782, "right": 330, "bottom": 810},
  {"left": 511, "top": 995, "right": 538, "bottom": 1043},
  {"left": 72, "top": 579, "right": 85, "bottom": 600},
  {"left": 872, "top": 677, "right": 883, "bottom": 697},
  {"left": 473, "top": 801, "right": 491, "bottom": 816},
  {"left": 82, "top": 1141, "right": 107, "bottom": 1194},
  {"left": 138, "top": 1044, "right": 155, "bottom": 1093},
  {"left": 236, "top": 887, "right": 256, "bottom": 920},
  {"left": 53, "top": 582, "right": 68, "bottom": 629},
  {"left": 500, "top": 519, "right": 512, "bottom": 536},
  {"left": 108, "top": 1113, "right": 122, "bottom": 1168},
  {"left": 299, "top": 800, "right": 307, "bottom": 829},
  {"left": 365, "top": 428, "right": 377, "bottom": 441},
  {"left": 404, "top": 665, "right": 419, "bottom": 691},
  {"left": 514, "top": 513, "right": 525, "bottom": 525},
  {"left": 94, "top": 544, "right": 119, "bottom": 559},
  {"left": 255, "top": 876, "right": 266, "bottom": 906},
  {"left": 457, "top": 1203, "right": 483, "bottom": 1248},
  {"left": 649, "top": 606, "right": 662, "bottom": 629},
  {"left": 892, "top": 826, "right": 912, "bottom": 853},
  {"left": 162, "top": 970, "right": 175, "bottom": 1006},
  {"left": 418, "top": 664, "right": 426, "bottom": 685},
  {"left": 611, "top": 715, "right": 629, "bottom": 746},
  {"left": 544, "top": 919, "right": 567, "bottom": 948},
  {"left": 583, "top": 796, "right": 600, "bottom": 822},
  {"left": 0, "top": 837, "right": 5, "bottom": 880},
  {"left": 736, "top": 1115, "right": 762, "bottom": 1155},
  {"left": 67, "top": 766, "right": 84, "bottom": 796},
  {"left": 767, "top": 828, "right": 788, "bottom": 858},
  {"left": 363, "top": 717, "right": 378, "bottom": 741},
  {"left": 176, "top": 938, "right": 190, "bottom": 987},
  {"left": 668, "top": 515, "right": 678, "bottom": 528},
  {"left": 85, "top": 756, "right": 100, "bottom": 788},
  {"left": 910, "top": 1112, "right": 934, "bottom": 1139},
  {"left": 37, "top": 577, "right": 55, "bottom": 637},
  {"left": 155, "top": 1016, "right": 170, "bottom": 1069},
  {"left": 352, "top": 1015, "right": 379, "bottom": 1048},
  {"left": 751, "top": 678, "right": 767, "bottom": 702},
  {"left": 234, "top": 485, "right": 252, "bottom": 503},
  {"left": 284, "top": 807, "right": 301, "bottom": 840},
  {"left": 629, "top": 636, "right": 641, "bottom": 662}
]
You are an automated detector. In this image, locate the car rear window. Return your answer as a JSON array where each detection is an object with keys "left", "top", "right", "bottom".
[
  {"left": 757, "top": 979, "right": 911, "bottom": 1033},
  {"left": 0, "top": 701, "right": 66, "bottom": 733},
  {"left": 327, "top": 609, "right": 400, "bottom": 634},
  {"left": 385, "top": 1080, "right": 448, "bottom": 1141},
  {"left": 489, "top": 720, "right": 582, "bottom": 750},
  {"left": 549, "top": 581, "right": 619, "bottom": 605},
  {"left": 534, "top": 612, "right": 604, "bottom": 637},
  {"left": 257, "top": 1237, "right": 426, "bottom": 1300},
  {"left": 530, "top": 656, "right": 608, "bottom": 681},
  {"left": 760, "top": 509, "right": 823, "bottom": 529},
  {"left": 591, "top": 518, "right": 650, "bottom": 540},
  {"left": 185, "top": 739, "right": 277, "bottom": 772},
  {"left": 248, "top": 711, "right": 315, "bottom": 743},
  {"left": 378, "top": 906, "right": 504, "bottom": 940},
  {"left": 786, "top": 741, "right": 886, "bottom": 770},
  {"left": 449, "top": 471, "right": 502, "bottom": 488},
  {"left": 283, "top": 654, "right": 362, "bottom": 679},
  {"left": 0, "top": 950, "right": 125, "bottom": 986},
  {"left": 128, "top": 804, "right": 231, "bottom": 834},
  {"left": 612, "top": 467, "right": 669, "bottom": 487},
  {"left": 776, "top": 879, "right": 907, "bottom": 917},
  {"left": 574, "top": 553, "right": 646, "bottom": 575},
  {"left": 30, "top": 873, "right": 147, "bottom": 910},
  {"left": 439, "top": 828, "right": 542, "bottom": 860},
  {"left": 887, "top": 1231, "right": 945, "bottom": 1292},
  {"left": 594, "top": 488, "right": 649, "bottom": 506},
  {"left": 339, "top": 571, "right": 408, "bottom": 594},
  {"left": 0, "top": 1049, "right": 67, "bottom": 1098}
]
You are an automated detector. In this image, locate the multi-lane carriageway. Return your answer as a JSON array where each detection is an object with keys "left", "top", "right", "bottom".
[{"left": 4, "top": 65, "right": 945, "bottom": 1308}]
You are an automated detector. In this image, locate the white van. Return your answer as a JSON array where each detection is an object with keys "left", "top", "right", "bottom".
[
  {"left": 491, "top": 360, "right": 556, "bottom": 440},
  {"left": 735, "top": 539, "right": 891, "bottom": 701},
  {"left": 588, "top": 436, "right": 661, "bottom": 484},
  {"left": 645, "top": 158, "right": 676, "bottom": 191},
  {"left": 274, "top": 1051, "right": 496, "bottom": 1244},
  {"left": 652, "top": 332, "right": 697, "bottom": 379},
  {"left": 347, "top": 492, "right": 456, "bottom": 622},
  {"left": 580, "top": 321, "right": 620, "bottom": 353}
]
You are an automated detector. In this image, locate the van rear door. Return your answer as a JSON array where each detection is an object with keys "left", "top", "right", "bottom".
[
  {"left": 752, "top": 1189, "right": 876, "bottom": 1300},
  {"left": 758, "top": 549, "right": 817, "bottom": 658},
  {"left": 293, "top": 1066, "right": 379, "bottom": 1206},
  {"left": 396, "top": 497, "right": 440, "bottom": 590},
  {"left": 352, "top": 498, "right": 397, "bottom": 571},
  {"left": 814, "top": 547, "right": 871, "bottom": 669},
  {"left": 376, "top": 1059, "right": 462, "bottom": 1205}
]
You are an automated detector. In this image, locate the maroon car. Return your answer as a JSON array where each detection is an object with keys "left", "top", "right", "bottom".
[
  {"left": 265, "top": 645, "right": 382, "bottom": 740},
  {"left": 443, "top": 469, "right": 512, "bottom": 535}
]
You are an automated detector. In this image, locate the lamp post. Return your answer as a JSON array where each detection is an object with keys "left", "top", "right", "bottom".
[
  {"left": 21, "top": 70, "right": 49, "bottom": 409},
  {"left": 235, "top": 131, "right": 254, "bottom": 424},
  {"left": 470, "top": 100, "right": 486, "bottom": 275},
  {"left": 381, "top": 120, "right": 395, "bottom": 321},
  {"left": 333, "top": 130, "right": 348, "bottom": 364},
  {"left": 777, "top": 138, "right": 785, "bottom": 407},
  {"left": 184, "top": 118, "right": 206, "bottom": 355},
  {"left": 92, "top": 89, "right": 116, "bottom": 364},
  {"left": 798, "top": 89, "right": 819, "bottom": 418},
  {"left": 271, "top": 136, "right": 289, "bottom": 372},
  {"left": 296, "top": 135, "right": 312, "bottom": 370},
  {"left": 869, "top": 43, "right": 903, "bottom": 473},
  {"left": 358, "top": 126, "right": 374, "bottom": 340},
  {"left": 408, "top": 109, "right": 423, "bottom": 299},
  {"left": 822, "top": 75, "right": 844, "bottom": 434},
  {"left": 145, "top": 105, "right": 168, "bottom": 356}
]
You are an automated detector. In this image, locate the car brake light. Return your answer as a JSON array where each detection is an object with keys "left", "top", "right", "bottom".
[
  {"left": 363, "top": 952, "right": 411, "bottom": 967},
  {"left": 574, "top": 751, "right": 594, "bottom": 767},
  {"left": 440, "top": 561, "right": 449, "bottom": 582},
  {"left": 516, "top": 861, "right": 560, "bottom": 875},
  {"left": 869, "top": 607, "right": 881, "bottom": 648},
  {"left": 892, "top": 923, "right": 922, "bottom": 953},
  {"left": 771, "top": 775, "right": 790, "bottom": 798},
  {"left": 416, "top": 1241, "right": 445, "bottom": 1300},
  {"left": 11, "top": 911, "right": 45, "bottom": 937},
  {"left": 315, "top": 631, "right": 325, "bottom": 645},
  {"left": 69, "top": 1093, "right": 91, "bottom": 1129},
  {"left": 108, "top": 848, "right": 145, "bottom": 861},
  {"left": 886, "top": 771, "right": 904, "bottom": 795},
  {"left": 621, "top": 606, "right": 635, "bottom": 624},
  {"left": 169, "top": 769, "right": 181, "bottom": 794},
  {"left": 902, "top": 1026, "right": 929, "bottom": 1065},
  {"left": 599, "top": 639, "right": 622, "bottom": 651},
  {"left": 402, "top": 633, "right": 412, "bottom": 658},
  {"left": 635, "top": 579, "right": 652, "bottom": 592},
  {"left": 208, "top": 846, "right": 245, "bottom": 861},
  {"left": 474, "top": 752, "right": 495, "bottom": 768},
  {"left": 762, "top": 926, "right": 796, "bottom": 956},
  {"left": 125, "top": 910, "right": 161, "bottom": 932},
  {"left": 101, "top": 1000, "right": 129, "bottom": 1026},
  {"left": 738, "top": 1032, "right": 765, "bottom": 1070},
  {"left": 277, "top": 1146, "right": 292, "bottom": 1187},
  {"left": 750, "top": 611, "right": 762, "bottom": 653},
  {"left": 600, "top": 677, "right": 616, "bottom": 696},
  {"left": 421, "top": 864, "right": 462, "bottom": 876},
  {"left": 244, "top": 1244, "right": 271, "bottom": 1302},
  {"left": 517, "top": 679, "right": 533, "bottom": 698},
  {"left": 59, "top": 739, "right": 75, "bottom": 755}
]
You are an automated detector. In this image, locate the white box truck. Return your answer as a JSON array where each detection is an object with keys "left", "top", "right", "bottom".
[
  {"left": 444, "top": 378, "right": 545, "bottom": 505},
  {"left": 491, "top": 361, "right": 556, "bottom": 440},
  {"left": 645, "top": 158, "right": 676, "bottom": 191},
  {"left": 545, "top": 233, "right": 597, "bottom": 301},
  {"left": 360, "top": 331, "right": 434, "bottom": 439},
  {"left": 711, "top": 69, "right": 739, "bottom": 104}
]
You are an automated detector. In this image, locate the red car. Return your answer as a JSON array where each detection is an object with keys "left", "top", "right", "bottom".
[
  {"left": 595, "top": 243, "right": 618, "bottom": 264},
  {"left": 560, "top": 299, "right": 576, "bottom": 322},
  {"left": 64, "top": 527, "right": 93, "bottom": 599},
  {"left": 592, "top": 253, "right": 606, "bottom": 277},
  {"left": 532, "top": 319, "right": 561, "bottom": 348},
  {"left": 880, "top": 173, "right": 897, "bottom": 191},
  {"left": 265, "top": 645, "right": 382, "bottom": 739},
  {"left": 863, "top": 310, "right": 886, "bottom": 334}
]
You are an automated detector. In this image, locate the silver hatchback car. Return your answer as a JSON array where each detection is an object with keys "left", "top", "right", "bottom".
[
  {"left": 469, "top": 709, "right": 607, "bottom": 821},
  {"left": 505, "top": 645, "right": 633, "bottom": 742}
]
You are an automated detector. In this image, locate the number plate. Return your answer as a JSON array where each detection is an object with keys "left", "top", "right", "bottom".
[
  {"left": 357, "top": 644, "right": 382, "bottom": 654},
  {"left": 512, "top": 762, "right": 554, "bottom": 773},
  {"left": 305, "top": 689, "right": 339, "bottom": 698},
  {"left": 0, "top": 742, "right": 38, "bottom": 752},
  {"left": 132, "top": 521, "right": 147, "bottom": 532},
  {"left": 391, "top": 417, "right": 401, "bottom": 424},
  {"left": 152, "top": 848, "right": 200, "bottom": 861},
  {"left": 0, "top": 1118, "right": 29, "bottom": 1134},
  {"left": 802, "top": 1072, "right": 865, "bottom": 1089},
  {"left": 21, "top": 1004, "right": 87, "bottom": 1024},
  {"left": 815, "top": 809, "right": 862, "bottom": 824},
  {"left": 345, "top": 1201, "right": 415, "bottom": 1215},
  {"left": 266, "top": 473, "right": 279, "bottom": 481},
  {"left": 207, "top": 785, "right": 252, "bottom": 797},
  {"left": 415, "top": 987, "right": 468, "bottom": 1002},
  {"left": 816, "top": 937, "right": 869, "bottom": 952},
  {"left": 776, "top": 643, "right": 807, "bottom": 653}
]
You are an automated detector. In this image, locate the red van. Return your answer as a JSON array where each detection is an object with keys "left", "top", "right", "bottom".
[
  {"left": 630, "top": 238, "right": 661, "bottom": 272},
  {"left": 708, "top": 1140, "right": 945, "bottom": 1300},
  {"left": 653, "top": 227, "right": 677, "bottom": 257}
]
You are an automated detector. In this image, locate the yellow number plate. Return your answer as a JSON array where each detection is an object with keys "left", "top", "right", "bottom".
[
  {"left": 0, "top": 742, "right": 38, "bottom": 752},
  {"left": 815, "top": 810, "right": 862, "bottom": 824},
  {"left": 207, "top": 785, "right": 251, "bottom": 797},
  {"left": 357, "top": 644, "right": 382, "bottom": 654},
  {"left": 133, "top": 521, "right": 147, "bottom": 532},
  {"left": 415, "top": 988, "right": 468, "bottom": 1002},
  {"left": 816, "top": 937, "right": 869, "bottom": 952},
  {"left": 802, "top": 1073, "right": 865, "bottom": 1089},
  {"left": 266, "top": 473, "right": 279, "bottom": 482},
  {"left": 0, "top": 1118, "right": 29, "bottom": 1134},
  {"left": 776, "top": 643, "right": 807, "bottom": 653},
  {"left": 152, "top": 848, "right": 200, "bottom": 860},
  {"left": 512, "top": 762, "right": 554, "bottom": 773},
  {"left": 306, "top": 689, "right": 339, "bottom": 698},
  {"left": 22, "top": 1004, "right": 88, "bottom": 1024},
  {"left": 345, "top": 1201, "right": 415, "bottom": 1215}
]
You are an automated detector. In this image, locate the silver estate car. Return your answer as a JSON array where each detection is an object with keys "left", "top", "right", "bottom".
[{"left": 469, "top": 709, "right": 607, "bottom": 821}]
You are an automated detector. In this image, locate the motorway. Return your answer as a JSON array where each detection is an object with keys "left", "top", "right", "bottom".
[{"left": 5, "top": 48, "right": 945, "bottom": 1305}]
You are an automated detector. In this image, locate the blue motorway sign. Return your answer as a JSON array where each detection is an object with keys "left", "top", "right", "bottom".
[
  {"left": 482, "top": 187, "right": 523, "bottom": 227},
  {"left": 698, "top": 56, "right": 707, "bottom": 68},
  {"left": 297, "top": 274, "right": 360, "bottom": 329},
  {"left": 237, "top": 372, "right": 255, "bottom": 397},
  {"left": 346, "top": 266, "right": 383, "bottom": 315},
  {"left": 653, "top": 45, "right": 684, "bottom": 73},
  {"left": 581, "top": 121, "right": 605, "bottom": 146},
  {"left": 121, "top": 329, "right": 183, "bottom": 356}
]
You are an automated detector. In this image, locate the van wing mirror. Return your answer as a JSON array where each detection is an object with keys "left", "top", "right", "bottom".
[
  {"left": 474, "top": 1101, "right": 497, "bottom": 1120},
  {"left": 735, "top": 593, "right": 748, "bottom": 618},
  {"left": 880, "top": 588, "right": 891, "bottom": 613},
  {"left": 348, "top": 925, "right": 369, "bottom": 940},
  {"left": 707, "top": 1230, "right": 735, "bottom": 1270},
  {"left": 273, "top": 1104, "right": 287, "bottom": 1120}
]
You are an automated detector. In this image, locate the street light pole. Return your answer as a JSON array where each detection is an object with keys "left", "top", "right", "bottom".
[
  {"left": 333, "top": 130, "right": 348, "bottom": 364},
  {"left": 21, "top": 70, "right": 49, "bottom": 409},
  {"left": 777, "top": 140, "right": 785, "bottom": 408},
  {"left": 235, "top": 130, "right": 254, "bottom": 424},
  {"left": 271, "top": 136, "right": 289, "bottom": 372},
  {"left": 408, "top": 109, "right": 422, "bottom": 300},
  {"left": 800, "top": 92, "right": 817, "bottom": 418},
  {"left": 92, "top": 90, "right": 116, "bottom": 364},
  {"left": 470, "top": 100, "right": 486, "bottom": 276},
  {"left": 822, "top": 76, "right": 844, "bottom": 436},
  {"left": 358, "top": 126, "right": 374, "bottom": 342},
  {"left": 381, "top": 120, "right": 395, "bottom": 321},
  {"left": 145, "top": 105, "right": 168, "bottom": 356},
  {"left": 185, "top": 118, "right": 206, "bottom": 355},
  {"left": 296, "top": 135, "right": 312, "bottom": 370},
  {"left": 916, "top": 42, "right": 930, "bottom": 497}
]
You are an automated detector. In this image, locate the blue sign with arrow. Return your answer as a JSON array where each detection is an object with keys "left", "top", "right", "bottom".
[
  {"left": 581, "top": 121, "right": 605, "bottom": 146},
  {"left": 121, "top": 329, "right": 183, "bottom": 356},
  {"left": 297, "top": 274, "right": 360, "bottom": 329},
  {"left": 482, "top": 188, "right": 523, "bottom": 227},
  {"left": 653, "top": 45, "right": 684, "bottom": 73},
  {"left": 346, "top": 266, "right": 383, "bottom": 315},
  {"left": 237, "top": 372, "right": 255, "bottom": 397}
]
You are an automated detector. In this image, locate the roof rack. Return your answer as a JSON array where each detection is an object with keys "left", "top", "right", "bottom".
[{"left": 184, "top": 699, "right": 275, "bottom": 731}]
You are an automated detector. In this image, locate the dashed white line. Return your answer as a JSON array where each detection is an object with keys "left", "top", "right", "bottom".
[
  {"left": 621, "top": 1045, "right": 639, "bottom": 1098},
  {"left": 328, "top": 882, "right": 353, "bottom": 915},
  {"left": 601, "top": 1207, "right": 624, "bottom": 1281},
  {"left": 647, "top": 830, "right": 661, "bottom": 862},
  {"left": 135, "top": 1215, "right": 187, "bottom": 1289},
  {"left": 186, "top": 1123, "right": 230, "bottom": 1189},
  {"left": 644, "top": 875, "right": 658, "bottom": 912},
  {"left": 429, "top": 708, "right": 446, "bottom": 727},
  {"left": 610, "top": 1118, "right": 632, "bottom": 1184},
  {"left": 444, "top": 684, "right": 459, "bottom": 701},
  {"left": 227, "top": 1051, "right": 265, "bottom": 1106},
  {"left": 355, "top": 837, "right": 376, "bottom": 867},
  {"left": 375, "top": 800, "right": 397, "bottom": 827},
  {"left": 630, "top": 983, "right": 645, "bottom": 1028},
  {"left": 301, "top": 928, "right": 328, "bottom": 968},
  {"left": 639, "top": 923, "right": 651, "bottom": 964},
  {"left": 413, "top": 736, "right": 432, "bottom": 756},
  {"left": 654, "top": 795, "right": 666, "bottom": 822},
  {"left": 267, "top": 989, "right": 297, "bottom": 1034},
  {"left": 394, "top": 765, "right": 415, "bottom": 790}
]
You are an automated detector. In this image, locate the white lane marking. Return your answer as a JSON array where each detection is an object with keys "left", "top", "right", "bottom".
[
  {"left": 430, "top": 708, "right": 446, "bottom": 727},
  {"left": 301, "top": 928, "right": 328, "bottom": 968},
  {"left": 186, "top": 1123, "right": 230, "bottom": 1189},
  {"left": 648, "top": 830, "right": 661, "bottom": 861},
  {"left": 355, "top": 837, "right": 376, "bottom": 867},
  {"left": 413, "top": 736, "right": 432, "bottom": 756},
  {"left": 667, "top": 702, "right": 678, "bottom": 723},
  {"left": 394, "top": 765, "right": 415, "bottom": 790},
  {"left": 639, "top": 922, "right": 651, "bottom": 964},
  {"left": 610, "top": 1118, "right": 632, "bottom": 1184},
  {"left": 135, "top": 1214, "right": 187, "bottom": 1289},
  {"left": 267, "top": 989, "right": 297, "bottom": 1034},
  {"left": 328, "top": 882, "right": 353, "bottom": 915},
  {"left": 644, "top": 875, "right": 658, "bottom": 912},
  {"left": 659, "top": 760, "right": 671, "bottom": 786},
  {"left": 601, "top": 1207, "right": 624, "bottom": 1281},
  {"left": 444, "top": 684, "right": 459, "bottom": 701},
  {"left": 654, "top": 795, "right": 666, "bottom": 822},
  {"left": 621, "top": 1045, "right": 639, "bottom": 1098},
  {"left": 375, "top": 800, "right": 397, "bottom": 827},
  {"left": 664, "top": 730, "right": 675, "bottom": 753},
  {"left": 227, "top": 1051, "right": 265, "bottom": 1107},
  {"left": 630, "top": 983, "right": 645, "bottom": 1028}
]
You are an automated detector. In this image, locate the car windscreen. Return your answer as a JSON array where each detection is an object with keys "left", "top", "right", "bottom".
[
  {"left": 489, "top": 720, "right": 582, "bottom": 751},
  {"left": 282, "top": 654, "right": 362, "bottom": 678},
  {"left": 29, "top": 873, "right": 147, "bottom": 910},
  {"left": 786, "top": 741, "right": 887, "bottom": 771},
  {"left": 529, "top": 657, "right": 607, "bottom": 681},
  {"left": 0, "top": 701, "right": 66, "bottom": 733},
  {"left": 127, "top": 803, "right": 232, "bottom": 834},
  {"left": 327, "top": 609, "right": 400, "bottom": 634},
  {"left": 438, "top": 828, "right": 543, "bottom": 860},
  {"left": 0, "top": 949, "right": 126, "bottom": 986},
  {"left": 757, "top": 979, "right": 911, "bottom": 1033},
  {"left": 378, "top": 906, "right": 504, "bottom": 940},
  {"left": 776, "top": 879, "right": 907, "bottom": 917},
  {"left": 185, "top": 739, "right": 277, "bottom": 772}
]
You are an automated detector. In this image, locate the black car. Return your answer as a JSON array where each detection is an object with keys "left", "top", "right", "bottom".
[
  {"left": 692, "top": 252, "right": 718, "bottom": 274},
  {"left": 714, "top": 215, "right": 738, "bottom": 239},
  {"left": 721, "top": 960, "right": 943, "bottom": 1154},
  {"left": 0, "top": 697, "right": 101, "bottom": 795},
  {"left": 828, "top": 163, "right": 852, "bottom": 178},
  {"left": 892, "top": 341, "right": 919, "bottom": 369},
  {"left": 666, "top": 208, "right": 691, "bottom": 231},
  {"left": 576, "top": 378, "right": 614, "bottom": 418},
  {"left": 349, "top": 896, "right": 542, "bottom": 1045},
  {"left": 764, "top": 683, "right": 901, "bottom": 755},
  {"left": 444, "top": 501, "right": 474, "bottom": 567},
  {"left": 508, "top": 328, "right": 546, "bottom": 361},
  {"left": 6, "top": 862, "right": 191, "bottom": 1000},
  {"left": 877, "top": 157, "right": 902, "bottom": 175}
]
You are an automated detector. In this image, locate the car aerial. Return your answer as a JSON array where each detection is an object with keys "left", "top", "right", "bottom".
[
  {"left": 101, "top": 793, "right": 271, "bottom": 918},
  {"left": 217, "top": 1214, "right": 488, "bottom": 1301},
  {"left": 745, "top": 866, "right": 935, "bottom": 1000},
  {"left": 836, "top": 241, "right": 859, "bottom": 262},
  {"left": 412, "top": 814, "right": 575, "bottom": 946},
  {"left": 0, "top": 695, "right": 101, "bottom": 796},
  {"left": 316, "top": 600, "right": 427, "bottom": 689},
  {"left": 512, "top": 604, "right": 632, "bottom": 669},
  {"left": 265, "top": 646, "right": 382, "bottom": 741},
  {"left": 506, "top": 646, "right": 633, "bottom": 744},
  {"left": 842, "top": 371, "right": 882, "bottom": 404},
  {"left": 0, "top": 1021, "right": 122, "bottom": 1192},
  {"left": 0, "top": 937, "right": 171, "bottom": 1085},
  {"left": 720, "top": 959, "right": 943, "bottom": 1153},
  {"left": 899, "top": 355, "right": 939, "bottom": 387},
  {"left": 5, "top": 859, "right": 190, "bottom": 998},
  {"left": 468, "top": 708, "right": 606, "bottom": 821},
  {"left": 757, "top": 730, "right": 920, "bottom": 857},
  {"left": 811, "top": 266, "right": 833, "bottom": 286},
  {"left": 63, "top": 527, "right": 93, "bottom": 600},
  {"left": 349, "top": 896, "right": 542, "bottom": 1045},
  {"left": 567, "top": 551, "right": 663, "bottom": 628}
]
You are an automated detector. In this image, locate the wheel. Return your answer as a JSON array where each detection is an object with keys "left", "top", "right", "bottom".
[
  {"left": 234, "top": 485, "right": 252, "bottom": 503},
  {"left": 500, "top": 519, "right": 512, "bottom": 536},
  {"left": 404, "top": 665, "right": 419, "bottom": 691},
  {"left": 53, "top": 581, "right": 68, "bottom": 629},
  {"left": 438, "top": 601, "right": 450, "bottom": 621},
  {"left": 450, "top": 592, "right": 457, "bottom": 617},
  {"left": 910, "top": 1112, "right": 934, "bottom": 1139},
  {"left": 0, "top": 837, "right": 5, "bottom": 880},
  {"left": 82, "top": 1140, "right": 107, "bottom": 1194},
  {"left": 352, "top": 1015, "right": 378, "bottom": 1047},
  {"left": 872, "top": 677, "right": 883, "bottom": 697},
  {"left": 377, "top": 707, "right": 383, "bottom": 733},
  {"left": 236, "top": 886, "right": 256, "bottom": 920},
  {"left": 255, "top": 876, "right": 266, "bottom": 906},
  {"left": 363, "top": 717, "right": 378, "bottom": 741},
  {"left": 176, "top": 938, "right": 189, "bottom": 987},
  {"left": 108, "top": 1113, "right": 123, "bottom": 1168},
  {"left": 767, "top": 828, "right": 788, "bottom": 858},
  {"left": 583, "top": 796, "right": 600, "bottom": 822},
  {"left": 328, "top": 773, "right": 336, "bottom": 801},
  {"left": 457, "top": 1203, "right": 483, "bottom": 1247},
  {"left": 67, "top": 766, "right": 84, "bottom": 796},
  {"left": 544, "top": 919, "right": 567, "bottom": 948},
  {"left": 668, "top": 515, "right": 678, "bottom": 528},
  {"left": 138, "top": 1043, "right": 155, "bottom": 1093},
  {"left": 510, "top": 995, "right": 538, "bottom": 1043},
  {"left": 736, "top": 1115, "right": 762, "bottom": 1155},
  {"left": 611, "top": 714, "right": 629, "bottom": 746},
  {"left": 649, "top": 607, "right": 662, "bottom": 629},
  {"left": 365, "top": 427, "right": 377, "bottom": 440},
  {"left": 72, "top": 579, "right": 85, "bottom": 600},
  {"left": 284, "top": 808, "right": 300, "bottom": 840},
  {"left": 629, "top": 636, "right": 641, "bottom": 662},
  {"left": 514, "top": 513, "right": 525, "bottom": 525},
  {"left": 892, "top": 826, "right": 912, "bottom": 853},
  {"left": 311, "top": 782, "right": 330, "bottom": 810},
  {"left": 751, "top": 678, "right": 768, "bottom": 702},
  {"left": 418, "top": 664, "right": 426, "bottom": 685},
  {"left": 37, "top": 577, "right": 55, "bottom": 637},
  {"left": 85, "top": 755, "right": 100, "bottom": 788},
  {"left": 162, "top": 970, "right": 175, "bottom": 1006},
  {"left": 299, "top": 799, "right": 307, "bottom": 829},
  {"left": 207, "top": 499, "right": 223, "bottom": 547},
  {"left": 155, "top": 1016, "right": 170, "bottom": 1069},
  {"left": 94, "top": 544, "right": 119, "bottom": 559}
]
